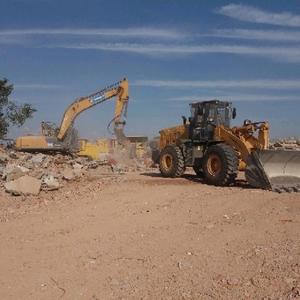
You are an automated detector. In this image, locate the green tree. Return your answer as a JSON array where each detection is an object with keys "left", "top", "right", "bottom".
[{"left": 0, "top": 78, "right": 36, "bottom": 138}]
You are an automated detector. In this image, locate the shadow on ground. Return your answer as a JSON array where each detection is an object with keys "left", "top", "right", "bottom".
[{"left": 140, "top": 172, "right": 253, "bottom": 190}]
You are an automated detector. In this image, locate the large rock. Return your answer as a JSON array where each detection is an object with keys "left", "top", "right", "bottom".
[
  {"left": 72, "top": 163, "right": 83, "bottom": 177},
  {"left": 0, "top": 152, "right": 9, "bottom": 163},
  {"left": 62, "top": 168, "right": 75, "bottom": 181},
  {"left": 5, "top": 175, "right": 41, "bottom": 196},
  {"left": 4, "top": 165, "right": 30, "bottom": 181}
]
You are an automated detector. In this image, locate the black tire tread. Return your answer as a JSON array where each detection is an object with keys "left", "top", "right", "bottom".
[
  {"left": 203, "top": 143, "right": 238, "bottom": 186},
  {"left": 159, "top": 145, "right": 185, "bottom": 177}
]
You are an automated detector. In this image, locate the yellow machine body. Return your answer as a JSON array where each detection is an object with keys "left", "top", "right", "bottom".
[
  {"left": 159, "top": 122, "right": 269, "bottom": 171},
  {"left": 157, "top": 100, "right": 300, "bottom": 191},
  {"left": 15, "top": 78, "right": 129, "bottom": 153},
  {"left": 78, "top": 138, "right": 110, "bottom": 160},
  {"left": 14, "top": 135, "right": 63, "bottom": 151}
]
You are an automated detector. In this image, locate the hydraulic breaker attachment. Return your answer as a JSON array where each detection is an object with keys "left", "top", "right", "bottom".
[{"left": 114, "top": 122, "right": 127, "bottom": 145}]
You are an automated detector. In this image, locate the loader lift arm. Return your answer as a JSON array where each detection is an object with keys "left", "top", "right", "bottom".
[{"left": 57, "top": 78, "right": 129, "bottom": 142}]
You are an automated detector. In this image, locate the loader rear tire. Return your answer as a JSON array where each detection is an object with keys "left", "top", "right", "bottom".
[
  {"left": 159, "top": 145, "right": 185, "bottom": 177},
  {"left": 203, "top": 144, "right": 238, "bottom": 186}
]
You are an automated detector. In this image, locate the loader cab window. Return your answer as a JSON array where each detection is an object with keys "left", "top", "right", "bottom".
[
  {"left": 216, "top": 106, "right": 231, "bottom": 127},
  {"left": 208, "top": 107, "right": 215, "bottom": 120},
  {"left": 191, "top": 105, "right": 204, "bottom": 125}
]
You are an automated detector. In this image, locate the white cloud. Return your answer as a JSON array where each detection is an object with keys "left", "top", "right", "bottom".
[
  {"left": 3, "top": 26, "right": 300, "bottom": 63},
  {"left": 134, "top": 79, "right": 300, "bottom": 89},
  {"left": 56, "top": 42, "right": 300, "bottom": 62},
  {"left": 0, "top": 28, "right": 184, "bottom": 39},
  {"left": 14, "top": 84, "right": 62, "bottom": 89},
  {"left": 217, "top": 4, "right": 300, "bottom": 27},
  {"left": 0, "top": 35, "right": 28, "bottom": 45},
  {"left": 210, "top": 29, "right": 300, "bottom": 42},
  {"left": 168, "top": 95, "right": 300, "bottom": 102}
]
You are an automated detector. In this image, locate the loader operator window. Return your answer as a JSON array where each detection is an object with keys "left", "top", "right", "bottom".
[
  {"left": 208, "top": 108, "right": 215, "bottom": 120},
  {"left": 191, "top": 105, "right": 203, "bottom": 125},
  {"left": 216, "top": 107, "right": 230, "bottom": 127}
]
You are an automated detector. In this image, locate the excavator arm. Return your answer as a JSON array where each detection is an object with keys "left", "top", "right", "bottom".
[
  {"left": 15, "top": 78, "right": 129, "bottom": 152},
  {"left": 57, "top": 78, "right": 129, "bottom": 142}
]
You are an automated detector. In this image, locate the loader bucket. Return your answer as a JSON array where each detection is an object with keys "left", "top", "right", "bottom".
[{"left": 245, "top": 150, "right": 300, "bottom": 192}]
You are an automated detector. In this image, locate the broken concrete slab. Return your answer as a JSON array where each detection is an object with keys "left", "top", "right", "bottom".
[
  {"left": 8, "top": 151, "right": 19, "bottom": 159},
  {"left": 5, "top": 175, "right": 41, "bottom": 196},
  {"left": 42, "top": 174, "right": 60, "bottom": 191},
  {"left": 0, "top": 152, "right": 9, "bottom": 163},
  {"left": 73, "top": 162, "right": 83, "bottom": 168},
  {"left": 0, "top": 166, "right": 5, "bottom": 177},
  {"left": 62, "top": 168, "right": 75, "bottom": 181},
  {"left": 4, "top": 165, "right": 30, "bottom": 181},
  {"left": 72, "top": 167, "right": 82, "bottom": 178},
  {"left": 30, "top": 153, "right": 46, "bottom": 164}
]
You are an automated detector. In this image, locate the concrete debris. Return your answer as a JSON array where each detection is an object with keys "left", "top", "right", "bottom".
[
  {"left": 72, "top": 167, "right": 82, "bottom": 178},
  {"left": 270, "top": 137, "right": 300, "bottom": 151},
  {"left": 0, "top": 152, "right": 9, "bottom": 163},
  {"left": 5, "top": 175, "right": 41, "bottom": 196},
  {"left": 0, "top": 145, "right": 152, "bottom": 198},
  {"left": 8, "top": 151, "right": 18, "bottom": 159},
  {"left": 4, "top": 165, "right": 30, "bottom": 181},
  {"left": 0, "top": 165, "right": 5, "bottom": 177},
  {"left": 62, "top": 168, "right": 76, "bottom": 181},
  {"left": 41, "top": 174, "right": 60, "bottom": 191},
  {"left": 72, "top": 162, "right": 83, "bottom": 170},
  {"left": 30, "top": 153, "right": 46, "bottom": 164}
]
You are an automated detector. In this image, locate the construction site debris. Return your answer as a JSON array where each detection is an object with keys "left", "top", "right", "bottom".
[
  {"left": 270, "top": 137, "right": 300, "bottom": 151},
  {"left": 62, "top": 168, "right": 76, "bottom": 181},
  {"left": 5, "top": 175, "right": 41, "bottom": 196},
  {"left": 3, "top": 165, "right": 29, "bottom": 181},
  {"left": 0, "top": 147, "right": 152, "bottom": 198},
  {"left": 41, "top": 174, "right": 60, "bottom": 191}
]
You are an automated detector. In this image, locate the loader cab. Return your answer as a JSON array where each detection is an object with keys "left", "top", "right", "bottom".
[{"left": 189, "top": 100, "right": 235, "bottom": 142}]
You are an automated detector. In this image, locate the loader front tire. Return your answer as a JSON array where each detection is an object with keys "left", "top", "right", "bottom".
[
  {"left": 203, "top": 144, "right": 238, "bottom": 186},
  {"left": 159, "top": 145, "right": 185, "bottom": 177}
]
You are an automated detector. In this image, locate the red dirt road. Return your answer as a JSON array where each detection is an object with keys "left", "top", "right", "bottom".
[{"left": 0, "top": 172, "right": 299, "bottom": 299}]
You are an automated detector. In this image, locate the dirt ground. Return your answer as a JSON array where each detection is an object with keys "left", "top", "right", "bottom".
[{"left": 0, "top": 171, "right": 299, "bottom": 299}]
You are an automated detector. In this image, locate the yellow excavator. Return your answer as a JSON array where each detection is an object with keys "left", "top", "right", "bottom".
[
  {"left": 154, "top": 100, "right": 300, "bottom": 192},
  {"left": 15, "top": 78, "right": 129, "bottom": 153}
]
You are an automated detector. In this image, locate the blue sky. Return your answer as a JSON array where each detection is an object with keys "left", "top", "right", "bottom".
[{"left": 1, "top": 0, "right": 300, "bottom": 139}]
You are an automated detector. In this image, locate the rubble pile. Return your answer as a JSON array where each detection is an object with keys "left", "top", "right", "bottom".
[
  {"left": 0, "top": 149, "right": 125, "bottom": 196},
  {"left": 0, "top": 146, "right": 153, "bottom": 197},
  {"left": 270, "top": 137, "right": 300, "bottom": 150}
]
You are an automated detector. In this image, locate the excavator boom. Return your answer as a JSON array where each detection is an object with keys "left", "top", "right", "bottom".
[
  {"left": 15, "top": 78, "right": 129, "bottom": 152},
  {"left": 57, "top": 78, "right": 129, "bottom": 142}
]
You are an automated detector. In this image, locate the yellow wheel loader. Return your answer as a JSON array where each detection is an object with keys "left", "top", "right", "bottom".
[
  {"left": 155, "top": 100, "right": 300, "bottom": 192},
  {"left": 15, "top": 78, "right": 129, "bottom": 153}
]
